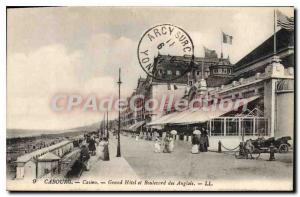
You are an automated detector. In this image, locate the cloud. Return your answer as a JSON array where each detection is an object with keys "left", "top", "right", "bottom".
[
  {"left": 83, "top": 33, "right": 145, "bottom": 90},
  {"left": 7, "top": 43, "right": 126, "bottom": 130},
  {"left": 7, "top": 7, "right": 294, "bottom": 130}
]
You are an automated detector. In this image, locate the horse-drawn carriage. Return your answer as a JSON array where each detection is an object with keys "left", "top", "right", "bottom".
[{"left": 235, "top": 136, "right": 292, "bottom": 159}]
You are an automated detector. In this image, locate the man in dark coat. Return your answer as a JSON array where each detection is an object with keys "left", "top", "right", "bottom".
[
  {"left": 199, "top": 130, "right": 209, "bottom": 152},
  {"left": 80, "top": 145, "right": 90, "bottom": 171},
  {"left": 88, "top": 137, "right": 96, "bottom": 156}
]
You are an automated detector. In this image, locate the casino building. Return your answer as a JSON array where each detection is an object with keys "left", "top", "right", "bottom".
[{"left": 122, "top": 28, "right": 294, "bottom": 150}]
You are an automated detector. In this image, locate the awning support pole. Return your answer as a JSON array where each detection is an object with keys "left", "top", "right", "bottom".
[
  {"left": 253, "top": 117, "right": 256, "bottom": 136},
  {"left": 209, "top": 120, "right": 212, "bottom": 137},
  {"left": 223, "top": 118, "right": 226, "bottom": 136},
  {"left": 238, "top": 117, "right": 241, "bottom": 138}
]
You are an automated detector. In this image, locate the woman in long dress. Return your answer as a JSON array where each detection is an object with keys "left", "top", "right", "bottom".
[
  {"left": 135, "top": 134, "right": 139, "bottom": 141},
  {"left": 163, "top": 135, "right": 171, "bottom": 153},
  {"left": 191, "top": 134, "right": 200, "bottom": 154},
  {"left": 199, "top": 134, "right": 205, "bottom": 152},
  {"left": 98, "top": 139, "right": 105, "bottom": 160},
  {"left": 102, "top": 138, "right": 110, "bottom": 161},
  {"left": 154, "top": 137, "right": 161, "bottom": 153},
  {"left": 204, "top": 130, "right": 209, "bottom": 152},
  {"left": 169, "top": 135, "right": 175, "bottom": 152}
]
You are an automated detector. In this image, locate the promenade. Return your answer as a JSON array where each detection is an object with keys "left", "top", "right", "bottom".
[{"left": 80, "top": 137, "right": 138, "bottom": 180}]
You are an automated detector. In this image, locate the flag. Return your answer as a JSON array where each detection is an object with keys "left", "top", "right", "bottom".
[
  {"left": 222, "top": 32, "right": 233, "bottom": 44},
  {"left": 277, "top": 10, "right": 294, "bottom": 30},
  {"left": 203, "top": 46, "right": 218, "bottom": 58}
]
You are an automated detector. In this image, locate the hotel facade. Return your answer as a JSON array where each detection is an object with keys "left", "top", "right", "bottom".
[{"left": 121, "top": 28, "right": 294, "bottom": 150}]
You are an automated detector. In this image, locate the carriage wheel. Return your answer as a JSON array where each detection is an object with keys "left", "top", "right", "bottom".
[
  {"left": 279, "top": 144, "right": 289, "bottom": 153},
  {"left": 235, "top": 151, "right": 242, "bottom": 159},
  {"left": 250, "top": 148, "right": 260, "bottom": 159}
]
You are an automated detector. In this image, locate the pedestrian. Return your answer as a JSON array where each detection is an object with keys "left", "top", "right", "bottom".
[
  {"left": 88, "top": 136, "right": 96, "bottom": 156},
  {"left": 154, "top": 137, "right": 161, "bottom": 153},
  {"left": 98, "top": 138, "right": 104, "bottom": 160},
  {"left": 199, "top": 130, "right": 209, "bottom": 152},
  {"left": 102, "top": 137, "right": 110, "bottom": 161},
  {"left": 135, "top": 133, "right": 139, "bottom": 141},
  {"left": 191, "top": 134, "right": 200, "bottom": 154},
  {"left": 95, "top": 137, "right": 100, "bottom": 146},
  {"left": 169, "top": 135, "right": 175, "bottom": 152},
  {"left": 163, "top": 134, "right": 171, "bottom": 153},
  {"left": 80, "top": 145, "right": 90, "bottom": 171},
  {"left": 204, "top": 129, "right": 209, "bottom": 152}
]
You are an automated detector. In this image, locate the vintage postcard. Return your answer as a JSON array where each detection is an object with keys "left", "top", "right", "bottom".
[{"left": 6, "top": 7, "right": 294, "bottom": 191}]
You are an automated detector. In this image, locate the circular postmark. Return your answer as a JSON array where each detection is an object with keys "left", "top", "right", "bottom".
[{"left": 137, "top": 24, "right": 194, "bottom": 81}]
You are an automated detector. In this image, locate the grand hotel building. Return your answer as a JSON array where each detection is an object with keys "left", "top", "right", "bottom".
[{"left": 122, "top": 28, "right": 294, "bottom": 149}]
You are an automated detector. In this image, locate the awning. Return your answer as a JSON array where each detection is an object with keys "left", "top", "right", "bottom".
[
  {"left": 128, "top": 121, "right": 145, "bottom": 131},
  {"left": 147, "top": 112, "right": 181, "bottom": 126},
  {"left": 147, "top": 96, "right": 260, "bottom": 126}
]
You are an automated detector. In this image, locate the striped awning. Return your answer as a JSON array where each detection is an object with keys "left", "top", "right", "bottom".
[
  {"left": 128, "top": 121, "right": 145, "bottom": 131},
  {"left": 147, "top": 96, "right": 260, "bottom": 126}
]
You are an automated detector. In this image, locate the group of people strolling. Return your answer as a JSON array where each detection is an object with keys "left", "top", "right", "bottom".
[
  {"left": 153, "top": 129, "right": 209, "bottom": 154},
  {"left": 154, "top": 133, "right": 175, "bottom": 153},
  {"left": 191, "top": 129, "right": 209, "bottom": 154},
  {"left": 80, "top": 134, "right": 110, "bottom": 171}
]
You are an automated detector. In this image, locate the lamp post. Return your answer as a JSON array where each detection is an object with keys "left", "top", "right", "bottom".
[
  {"left": 116, "top": 68, "right": 122, "bottom": 157},
  {"left": 106, "top": 109, "right": 109, "bottom": 139}
]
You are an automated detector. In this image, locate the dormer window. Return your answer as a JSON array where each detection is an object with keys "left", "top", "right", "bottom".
[
  {"left": 167, "top": 70, "right": 172, "bottom": 75},
  {"left": 176, "top": 70, "right": 181, "bottom": 76},
  {"left": 205, "top": 71, "right": 209, "bottom": 77}
]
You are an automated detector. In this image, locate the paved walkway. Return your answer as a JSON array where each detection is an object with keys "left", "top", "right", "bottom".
[
  {"left": 118, "top": 134, "right": 293, "bottom": 181},
  {"left": 80, "top": 137, "right": 138, "bottom": 180}
]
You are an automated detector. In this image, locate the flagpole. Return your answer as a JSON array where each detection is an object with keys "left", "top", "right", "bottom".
[
  {"left": 201, "top": 58, "right": 204, "bottom": 79},
  {"left": 274, "top": 9, "right": 276, "bottom": 55},
  {"left": 103, "top": 113, "right": 106, "bottom": 138},
  {"left": 221, "top": 31, "right": 223, "bottom": 58},
  {"left": 106, "top": 109, "right": 109, "bottom": 138}
]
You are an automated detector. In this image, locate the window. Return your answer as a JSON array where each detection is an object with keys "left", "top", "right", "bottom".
[
  {"left": 196, "top": 71, "right": 200, "bottom": 76},
  {"left": 211, "top": 118, "right": 224, "bottom": 136},
  {"left": 241, "top": 118, "right": 253, "bottom": 136},
  {"left": 226, "top": 118, "right": 238, "bottom": 136},
  {"left": 258, "top": 87, "right": 264, "bottom": 93},
  {"left": 176, "top": 70, "right": 180, "bottom": 76},
  {"left": 188, "top": 81, "right": 193, "bottom": 86},
  {"left": 255, "top": 118, "right": 268, "bottom": 136},
  {"left": 242, "top": 90, "right": 255, "bottom": 98},
  {"left": 205, "top": 71, "right": 209, "bottom": 77},
  {"left": 44, "top": 168, "right": 50, "bottom": 174},
  {"left": 167, "top": 70, "right": 172, "bottom": 75}
]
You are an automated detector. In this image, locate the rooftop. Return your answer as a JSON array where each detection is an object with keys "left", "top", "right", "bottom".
[
  {"left": 16, "top": 140, "right": 71, "bottom": 163},
  {"left": 37, "top": 152, "right": 61, "bottom": 161},
  {"left": 234, "top": 28, "right": 294, "bottom": 72}
]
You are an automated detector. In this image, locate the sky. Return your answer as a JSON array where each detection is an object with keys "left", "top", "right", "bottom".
[{"left": 7, "top": 7, "right": 293, "bottom": 130}]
